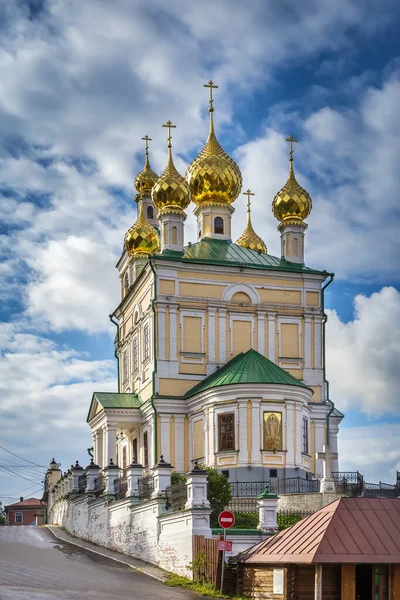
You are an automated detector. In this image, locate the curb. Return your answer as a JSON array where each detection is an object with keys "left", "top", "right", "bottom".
[{"left": 45, "top": 525, "right": 168, "bottom": 583}]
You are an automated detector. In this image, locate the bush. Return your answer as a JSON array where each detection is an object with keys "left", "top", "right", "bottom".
[
  {"left": 206, "top": 468, "right": 232, "bottom": 527},
  {"left": 171, "top": 471, "right": 186, "bottom": 484},
  {"left": 232, "top": 511, "right": 258, "bottom": 529}
]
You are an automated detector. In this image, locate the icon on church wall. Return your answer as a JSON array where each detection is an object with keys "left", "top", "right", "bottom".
[{"left": 263, "top": 412, "right": 282, "bottom": 451}]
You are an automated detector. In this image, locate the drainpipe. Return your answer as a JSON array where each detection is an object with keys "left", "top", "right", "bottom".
[
  {"left": 148, "top": 258, "right": 158, "bottom": 465},
  {"left": 321, "top": 273, "right": 334, "bottom": 446},
  {"left": 109, "top": 314, "right": 120, "bottom": 393}
]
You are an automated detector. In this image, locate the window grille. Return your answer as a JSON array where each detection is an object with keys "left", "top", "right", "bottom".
[
  {"left": 218, "top": 413, "right": 235, "bottom": 451},
  {"left": 302, "top": 417, "right": 309, "bottom": 454}
]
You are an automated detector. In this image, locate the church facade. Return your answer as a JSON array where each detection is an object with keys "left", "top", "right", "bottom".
[{"left": 87, "top": 82, "right": 343, "bottom": 484}]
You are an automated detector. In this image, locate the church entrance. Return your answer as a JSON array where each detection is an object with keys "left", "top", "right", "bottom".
[{"left": 355, "top": 564, "right": 388, "bottom": 600}]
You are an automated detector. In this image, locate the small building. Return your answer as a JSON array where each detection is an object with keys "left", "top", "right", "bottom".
[
  {"left": 236, "top": 497, "right": 400, "bottom": 599},
  {"left": 5, "top": 497, "right": 44, "bottom": 526}
]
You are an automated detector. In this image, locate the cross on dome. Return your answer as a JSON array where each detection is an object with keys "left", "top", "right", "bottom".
[
  {"left": 162, "top": 120, "right": 176, "bottom": 147},
  {"left": 243, "top": 188, "right": 255, "bottom": 213},
  {"left": 204, "top": 80, "right": 218, "bottom": 112},
  {"left": 285, "top": 134, "right": 298, "bottom": 160},
  {"left": 141, "top": 135, "right": 152, "bottom": 155}
]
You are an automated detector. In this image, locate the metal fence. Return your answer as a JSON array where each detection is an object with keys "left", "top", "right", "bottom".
[
  {"left": 114, "top": 474, "right": 128, "bottom": 500},
  {"left": 332, "top": 471, "right": 364, "bottom": 496},
  {"left": 364, "top": 482, "right": 399, "bottom": 498},
  {"left": 166, "top": 481, "right": 187, "bottom": 511},
  {"left": 230, "top": 477, "right": 318, "bottom": 498},
  {"left": 94, "top": 474, "right": 105, "bottom": 495},
  {"left": 138, "top": 475, "right": 154, "bottom": 500},
  {"left": 78, "top": 474, "right": 87, "bottom": 493}
]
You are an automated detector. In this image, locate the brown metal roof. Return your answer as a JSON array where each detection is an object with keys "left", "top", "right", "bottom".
[{"left": 239, "top": 498, "right": 400, "bottom": 564}]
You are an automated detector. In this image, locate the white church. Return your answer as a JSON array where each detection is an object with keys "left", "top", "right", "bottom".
[{"left": 86, "top": 81, "right": 343, "bottom": 487}]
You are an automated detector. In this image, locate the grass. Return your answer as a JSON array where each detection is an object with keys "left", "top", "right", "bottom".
[{"left": 166, "top": 574, "right": 245, "bottom": 599}]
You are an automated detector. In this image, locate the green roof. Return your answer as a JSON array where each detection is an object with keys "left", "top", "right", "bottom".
[
  {"left": 94, "top": 392, "right": 142, "bottom": 409},
  {"left": 155, "top": 238, "right": 327, "bottom": 275},
  {"left": 184, "top": 349, "right": 309, "bottom": 399}
]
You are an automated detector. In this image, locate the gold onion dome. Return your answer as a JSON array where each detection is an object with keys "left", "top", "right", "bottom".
[
  {"left": 134, "top": 135, "right": 158, "bottom": 196},
  {"left": 236, "top": 189, "right": 267, "bottom": 254},
  {"left": 185, "top": 80, "right": 242, "bottom": 206},
  {"left": 125, "top": 199, "right": 160, "bottom": 258},
  {"left": 151, "top": 121, "right": 191, "bottom": 213},
  {"left": 272, "top": 135, "right": 312, "bottom": 223}
]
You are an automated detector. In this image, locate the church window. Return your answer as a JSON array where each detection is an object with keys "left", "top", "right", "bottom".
[
  {"left": 144, "top": 325, "right": 150, "bottom": 359},
  {"left": 147, "top": 205, "right": 154, "bottom": 219},
  {"left": 263, "top": 412, "right": 282, "bottom": 451},
  {"left": 218, "top": 413, "right": 235, "bottom": 451},
  {"left": 143, "top": 432, "right": 149, "bottom": 467},
  {"left": 124, "top": 272, "right": 129, "bottom": 296},
  {"left": 214, "top": 216, "right": 224, "bottom": 234},
  {"left": 302, "top": 417, "right": 309, "bottom": 454},
  {"left": 122, "top": 350, "right": 129, "bottom": 383},
  {"left": 133, "top": 338, "right": 138, "bottom": 371},
  {"left": 172, "top": 226, "right": 177, "bottom": 245}
]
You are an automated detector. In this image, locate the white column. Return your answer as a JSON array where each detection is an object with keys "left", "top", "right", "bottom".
[
  {"left": 329, "top": 422, "right": 339, "bottom": 473},
  {"left": 304, "top": 315, "right": 312, "bottom": 369},
  {"left": 207, "top": 406, "right": 215, "bottom": 467},
  {"left": 169, "top": 305, "right": 178, "bottom": 361},
  {"left": 314, "top": 317, "right": 322, "bottom": 369},
  {"left": 314, "top": 421, "right": 325, "bottom": 477},
  {"left": 218, "top": 309, "right": 227, "bottom": 363},
  {"left": 102, "top": 425, "right": 107, "bottom": 469},
  {"left": 285, "top": 403, "right": 295, "bottom": 468},
  {"left": 159, "top": 415, "right": 171, "bottom": 463},
  {"left": 295, "top": 404, "right": 303, "bottom": 466},
  {"left": 92, "top": 430, "right": 99, "bottom": 466},
  {"left": 158, "top": 305, "right": 166, "bottom": 360},
  {"left": 251, "top": 400, "right": 261, "bottom": 463},
  {"left": 268, "top": 313, "right": 276, "bottom": 361},
  {"left": 104, "top": 424, "right": 117, "bottom": 467},
  {"left": 257, "top": 311, "right": 266, "bottom": 356},
  {"left": 208, "top": 308, "right": 216, "bottom": 363},
  {"left": 238, "top": 400, "right": 248, "bottom": 465},
  {"left": 174, "top": 415, "right": 185, "bottom": 472}
]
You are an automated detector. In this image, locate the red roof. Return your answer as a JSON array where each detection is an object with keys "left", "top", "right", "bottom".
[
  {"left": 240, "top": 498, "right": 400, "bottom": 564},
  {"left": 5, "top": 497, "right": 43, "bottom": 509}
]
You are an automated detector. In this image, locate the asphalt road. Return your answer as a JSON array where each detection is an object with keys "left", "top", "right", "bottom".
[{"left": 0, "top": 526, "right": 202, "bottom": 600}]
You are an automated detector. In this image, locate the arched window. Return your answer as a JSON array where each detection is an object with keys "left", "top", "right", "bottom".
[
  {"left": 147, "top": 205, "right": 154, "bottom": 220},
  {"left": 172, "top": 226, "right": 177, "bottom": 245},
  {"left": 214, "top": 216, "right": 224, "bottom": 234}
]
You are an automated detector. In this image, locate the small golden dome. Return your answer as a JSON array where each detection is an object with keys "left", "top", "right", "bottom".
[
  {"left": 236, "top": 189, "right": 267, "bottom": 253},
  {"left": 272, "top": 136, "right": 312, "bottom": 223},
  {"left": 125, "top": 199, "right": 160, "bottom": 258},
  {"left": 186, "top": 83, "right": 242, "bottom": 206},
  {"left": 134, "top": 135, "right": 158, "bottom": 196},
  {"left": 152, "top": 122, "right": 190, "bottom": 213}
]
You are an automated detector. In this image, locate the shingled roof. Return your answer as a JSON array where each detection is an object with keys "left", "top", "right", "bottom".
[{"left": 239, "top": 498, "right": 400, "bottom": 564}]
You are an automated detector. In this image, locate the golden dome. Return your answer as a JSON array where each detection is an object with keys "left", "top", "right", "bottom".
[
  {"left": 134, "top": 135, "right": 158, "bottom": 196},
  {"left": 236, "top": 189, "right": 267, "bottom": 254},
  {"left": 125, "top": 199, "right": 160, "bottom": 258},
  {"left": 152, "top": 122, "right": 190, "bottom": 213},
  {"left": 185, "top": 84, "right": 242, "bottom": 206},
  {"left": 272, "top": 137, "right": 312, "bottom": 223}
]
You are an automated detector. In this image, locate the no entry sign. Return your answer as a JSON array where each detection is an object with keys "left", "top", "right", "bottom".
[{"left": 218, "top": 510, "right": 235, "bottom": 529}]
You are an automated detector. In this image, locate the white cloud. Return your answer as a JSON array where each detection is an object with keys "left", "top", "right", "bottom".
[
  {"left": 326, "top": 286, "right": 400, "bottom": 415},
  {"left": 339, "top": 423, "right": 400, "bottom": 484}
]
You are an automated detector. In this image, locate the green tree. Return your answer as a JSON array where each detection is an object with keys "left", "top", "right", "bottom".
[
  {"left": 0, "top": 504, "right": 5, "bottom": 526},
  {"left": 206, "top": 468, "right": 232, "bottom": 527}
]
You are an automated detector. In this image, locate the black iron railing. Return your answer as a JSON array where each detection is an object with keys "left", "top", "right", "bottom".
[
  {"left": 138, "top": 475, "right": 154, "bottom": 500},
  {"left": 114, "top": 474, "right": 127, "bottom": 500},
  {"left": 94, "top": 474, "right": 105, "bottom": 495},
  {"left": 78, "top": 474, "right": 87, "bottom": 493},
  {"left": 229, "top": 481, "right": 268, "bottom": 497},
  {"left": 166, "top": 481, "right": 187, "bottom": 511},
  {"left": 278, "top": 477, "right": 319, "bottom": 494},
  {"left": 364, "top": 482, "right": 398, "bottom": 498},
  {"left": 230, "top": 478, "right": 318, "bottom": 497}
]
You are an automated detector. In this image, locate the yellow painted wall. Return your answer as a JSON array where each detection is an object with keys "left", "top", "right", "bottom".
[
  {"left": 203, "top": 214, "right": 211, "bottom": 234},
  {"left": 231, "top": 291, "right": 252, "bottom": 303},
  {"left": 140, "top": 287, "right": 152, "bottom": 312},
  {"left": 259, "top": 289, "right": 302, "bottom": 304},
  {"left": 179, "top": 282, "right": 225, "bottom": 299},
  {"left": 193, "top": 419, "right": 203, "bottom": 460},
  {"left": 179, "top": 362, "right": 207, "bottom": 375},
  {"left": 159, "top": 378, "right": 198, "bottom": 396},
  {"left": 159, "top": 279, "right": 175, "bottom": 295},
  {"left": 306, "top": 291, "right": 320, "bottom": 306},
  {"left": 309, "top": 386, "right": 322, "bottom": 402},
  {"left": 281, "top": 323, "right": 299, "bottom": 357},
  {"left": 183, "top": 316, "right": 202, "bottom": 353},
  {"left": 232, "top": 320, "right": 252, "bottom": 357},
  {"left": 176, "top": 271, "right": 304, "bottom": 287},
  {"left": 284, "top": 368, "right": 303, "bottom": 379}
]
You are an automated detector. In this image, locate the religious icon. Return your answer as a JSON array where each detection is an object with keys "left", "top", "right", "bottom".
[{"left": 263, "top": 412, "right": 282, "bottom": 451}]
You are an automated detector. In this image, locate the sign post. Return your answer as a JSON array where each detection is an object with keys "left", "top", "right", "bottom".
[{"left": 218, "top": 510, "right": 235, "bottom": 590}]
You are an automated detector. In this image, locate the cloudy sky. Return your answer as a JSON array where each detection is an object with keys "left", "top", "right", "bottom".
[{"left": 1, "top": 0, "right": 399, "bottom": 502}]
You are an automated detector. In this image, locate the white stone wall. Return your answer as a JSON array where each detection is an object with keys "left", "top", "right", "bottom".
[{"left": 277, "top": 492, "right": 342, "bottom": 512}]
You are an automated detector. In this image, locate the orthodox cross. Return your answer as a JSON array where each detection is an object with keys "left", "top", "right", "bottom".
[
  {"left": 243, "top": 188, "right": 255, "bottom": 214},
  {"left": 285, "top": 134, "right": 298, "bottom": 160},
  {"left": 141, "top": 135, "right": 152, "bottom": 155},
  {"left": 162, "top": 120, "right": 176, "bottom": 147},
  {"left": 204, "top": 80, "right": 218, "bottom": 111},
  {"left": 317, "top": 444, "right": 338, "bottom": 481}
]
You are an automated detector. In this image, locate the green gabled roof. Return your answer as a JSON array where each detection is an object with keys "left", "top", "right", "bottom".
[
  {"left": 155, "top": 238, "right": 327, "bottom": 275},
  {"left": 184, "top": 349, "right": 309, "bottom": 399},
  {"left": 94, "top": 392, "right": 142, "bottom": 409}
]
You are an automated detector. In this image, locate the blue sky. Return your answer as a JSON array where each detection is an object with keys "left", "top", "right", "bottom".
[{"left": 1, "top": 0, "right": 400, "bottom": 501}]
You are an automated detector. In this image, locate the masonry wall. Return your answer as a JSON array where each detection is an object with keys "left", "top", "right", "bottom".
[{"left": 277, "top": 492, "right": 342, "bottom": 512}]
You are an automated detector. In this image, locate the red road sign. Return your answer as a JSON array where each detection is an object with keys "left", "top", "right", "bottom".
[
  {"left": 218, "top": 510, "right": 235, "bottom": 529},
  {"left": 218, "top": 540, "right": 233, "bottom": 551}
]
